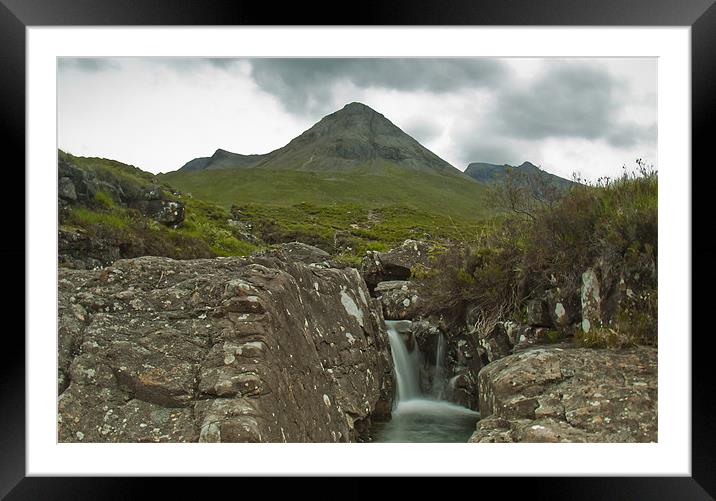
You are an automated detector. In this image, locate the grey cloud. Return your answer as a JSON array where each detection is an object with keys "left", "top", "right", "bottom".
[
  {"left": 248, "top": 58, "right": 509, "bottom": 113},
  {"left": 492, "top": 62, "right": 655, "bottom": 148},
  {"left": 403, "top": 118, "right": 443, "bottom": 144},
  {"left": 453, "top": 131, "right": 525, "bottom": 168}
]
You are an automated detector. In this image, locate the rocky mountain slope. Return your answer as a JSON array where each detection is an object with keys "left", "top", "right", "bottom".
[
  {"left": 465, "top": 161, "right": 575, "bottom": 189},
  {"left": 178, "top": 102, "right": 462, "bottom": 176},
  {"left": 179, "top": 149, "right": 269, "bottom": 172},
  {"left": 160, "top": 104, "right": 491, "bottom": 233}
]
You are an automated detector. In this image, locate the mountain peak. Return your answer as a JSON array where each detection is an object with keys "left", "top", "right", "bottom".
[
  {"left": 178, "top": 103, "right": 460, "bottom": 176},
  {"left": 341, "top": 101, "right": 375, "bottom": 112}
]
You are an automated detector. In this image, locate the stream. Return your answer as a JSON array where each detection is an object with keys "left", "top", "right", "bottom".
[{"left": 370, "top": 320, "right": 480, "bottom": 443}]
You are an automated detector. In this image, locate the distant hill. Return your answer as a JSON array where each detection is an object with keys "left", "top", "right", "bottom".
[
  {"left": 176, "top": 102, "right": 463, "bottom": 177},
  {"left": 179, "top": 149, "right": 268, "bottom": 172},
  {"left": 464, "top": 161, "right": 575, "bottom": 189}
]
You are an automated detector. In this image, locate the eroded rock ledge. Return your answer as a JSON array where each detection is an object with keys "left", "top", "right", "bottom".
[
  {"left": 58, "top": 250, "right": 394, "bottom": 443},
  {"left": 469, "top": 345, "right": 657, "bottom": 443}
]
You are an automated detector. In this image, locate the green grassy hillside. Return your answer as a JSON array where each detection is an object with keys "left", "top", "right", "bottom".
[
  {"left": 160, "top": 162, "right": 490, "bottom": 219},
  {"left": 159, "top": 163, "right": 494, "bottom": 261}
]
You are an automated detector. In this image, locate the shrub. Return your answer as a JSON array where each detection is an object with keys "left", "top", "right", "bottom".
[{"left": 418, "top": 161, "right": 658, "bottom": 345}]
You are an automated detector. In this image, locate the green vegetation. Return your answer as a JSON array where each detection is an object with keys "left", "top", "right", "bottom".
[
  {"left": 231, "top": 202, "right": 487, "bottom": 263},
  {"left": 418, "top": 162, "right": 658, "bottom": 347},
  {"left": 59, "top": 151, "right": 261, "bottom": 261},
  {"left": 159, "top": 163, "right": 491, "bottom": 220},
  {"left": 159, "top": 161, "right": 495, "bottom": 261},
  {"left": 61, "top": 150, "right": 157, "bottom": 189}
]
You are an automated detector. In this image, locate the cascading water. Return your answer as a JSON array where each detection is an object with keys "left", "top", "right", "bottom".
[
  {"left": 385, "top": 320, "right": 421, "bottom": 402},
  {"left": 432, "top": 333, "right": 447, "bottom": 398},
  {"left": 372, "top": 320, "right": 480, "bottom": 443}
]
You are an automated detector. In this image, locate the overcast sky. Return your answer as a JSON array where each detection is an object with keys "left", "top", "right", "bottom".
[{"left": 58, "top": 57, "right": 656, "bottom": 180}]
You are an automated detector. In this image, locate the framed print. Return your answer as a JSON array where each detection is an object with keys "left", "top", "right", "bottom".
[{"left": 3, "top": 0, "right": 713, "bottom": 497}]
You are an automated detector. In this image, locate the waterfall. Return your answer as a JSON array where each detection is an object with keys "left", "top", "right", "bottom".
[
  {"left": 432, "top": 333, "right": 447, "bottom": 398},
  {"left": 385, "top": 320, "right": 421, "bottom": 402}
]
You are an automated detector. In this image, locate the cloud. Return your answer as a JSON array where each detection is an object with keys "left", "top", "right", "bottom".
[
  {"left": 402, "top": 117, "right": 444, "bottom": 144},
  {"left": 491, "top": 62, "right": 655, "bottom": 148},
  {"left": 248, "top": 58, "right": 509, "bottom": 114}
]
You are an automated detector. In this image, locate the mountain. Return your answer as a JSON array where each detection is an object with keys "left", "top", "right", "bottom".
[
  {"left": 161, "top": 103, "right": 488, "bottom": 219},
  {"left": 179, "top": 149, "right": 268, "bottom": 171},
  {"left": 464, "top": 161, "right": 575, "bottom": 189},
  {"left": 175, "top": 102, "right": 462, "bottom": 177}
]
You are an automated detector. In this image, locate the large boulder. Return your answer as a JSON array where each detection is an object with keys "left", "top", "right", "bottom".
[
  {"left": 58, "top": 158, "right": 99, "bottom": 203},
  {"left": 130, "top": 199, "right": 186, "bottom": 226},
  {"left": 269, "top": 242, "right": 330, "bottom": 264},
  {"left": 469, "top": 346, "right": 657, "bottom": 442},
  {"left": 360, "top": 239, "right": 432, "bottom": 292},
  {"left": 375, "top": 280, "right": 422, "bottom": 320},
  {"left": 379, "top": 239, "right": 431, "bottom": 280},
  {"left": 58, "top": 254, "right": 394, "bottom": 443}
]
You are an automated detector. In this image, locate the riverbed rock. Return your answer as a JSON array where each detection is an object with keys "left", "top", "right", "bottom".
[
  {"left": 58, "top": 254, "right": 394, "bottom": 443},
  {"left": 469, "top": 345, "right": 657, "bottom": 442},
  {"left": 476, "top": 322, "right": 513, "bottom": 363},
  {"left": 375, "top": 280, "right": 422, "bottom": 320}
]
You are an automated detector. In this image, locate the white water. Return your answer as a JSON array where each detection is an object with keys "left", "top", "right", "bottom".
[
  {"left": 432, "top": 333, "right": 447, "bottom": 398},
  {"left": 376, "top": 320, "right": 479, "bottom": 443},
  {"left": 385, "top": 320, "right": 421, "bottom": 402}
]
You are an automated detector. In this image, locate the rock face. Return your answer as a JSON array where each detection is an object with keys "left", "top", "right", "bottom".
[
  {"left": 469, "top": 346, "right": 657, "bottom": 442},
  {"left": 58, "top": 252, "right": 394, "bottom": 443},
  {"left": 263, "top": 241, "right": 331, "bottom": 265},
  {"left": 375, "top": 280, "right": 422, "bottom": 320},
  {"left": 59, "top": 157, "right": 185, "bottom": 227},
  {"left": 360, "top": 239, "right": 432, "bottom": 292}
]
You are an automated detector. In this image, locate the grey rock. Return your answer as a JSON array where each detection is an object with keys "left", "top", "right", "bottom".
[
  {"left": 58, "top": 255, "right": 394, "bottom": 442},
  {"left": 527, "top": 298, "right": 552, "bottom": 327},
  {"left": 581, "top": 268, "right": 601, "bottom": 333},
  {"left": 469, "top": 346, "right": 657, "bottom": 442},
  {"left": 58, "top": 177, "right": 77, "bottom": 201},
  {"left": 375, "top": 280, "right": 422, "bottom": 320},
  {"left": 273, "top": 242, "right": 330, "bottom": 264}
]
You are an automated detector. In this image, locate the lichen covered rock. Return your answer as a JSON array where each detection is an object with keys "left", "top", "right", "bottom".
[
  {"left": 469, "top": 346, "right": 657, "bottom": 442},
  {"left": 375, "top": 280, "right": 422, "bottom": 320},
  {"left": 58, "top": 253, "right": 394, "bottom": 442}
]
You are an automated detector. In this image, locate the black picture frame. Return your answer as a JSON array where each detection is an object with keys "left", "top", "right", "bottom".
[{"left": 3, "top": 0, "right": 712, "bottom": 498}]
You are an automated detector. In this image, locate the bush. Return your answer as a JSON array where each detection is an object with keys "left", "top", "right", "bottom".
[{"left": 418, "top": 161, "right": 658, "bottom": 344}]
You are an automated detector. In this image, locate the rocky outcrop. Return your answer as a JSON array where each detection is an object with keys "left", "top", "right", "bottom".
[
  {"left": 58, "top": 157, "right": 185, "bottom": 227},
  {"left": 410, "top": 318, "right": 483, "bottom": 409},
  {"left": 375, "top": 280, "right": 422, "bottom": 320},
  {"left": 260, "top": 241, "right": 331, "bottom": 265},
  {"left": 469, "top": 346, "right": 657, "bottom": 442},
  {"left": 128, "top": 185, "right": 185, "bottom": 226},
  {"left": 58, "top": 228, "right": 122, "bottom": 270},
  {"left": 360, "top": 239, "right": 432, "bottom": 292},
  {"left": 58, "top": 252, "right": 394, "bottom": 443}
]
